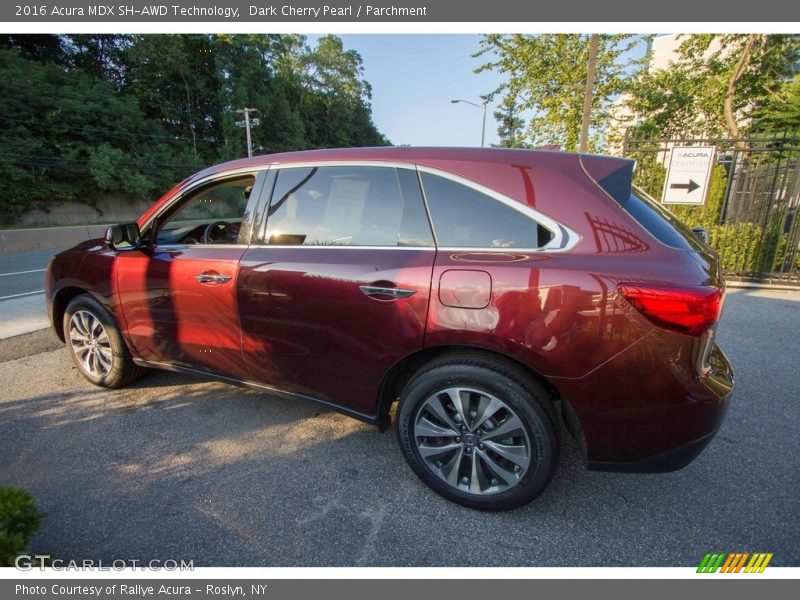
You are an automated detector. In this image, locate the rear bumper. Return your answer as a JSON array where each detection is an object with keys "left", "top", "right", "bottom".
[
  {"left": 587, "top": 425, "right": 722, "bottom": 473},
  {"left": 555, "top": 335, "right": 734, "bottom": 472}
]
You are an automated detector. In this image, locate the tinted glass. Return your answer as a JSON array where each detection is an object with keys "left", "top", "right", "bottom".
[
  {"left": 170, "top": 177, "right": 254, "bottom": 223},
  {"left": 264, "top": 166, "right": 433, "bottom": 247},
  {"left": 155, "top": 175, "right": 256, "bottom": 245},
  {"left": 620, "top": 191, "right": 701, "bottom": 251},
  {"left": 420, "top": 172, "right": 549, "bottom": 248}
]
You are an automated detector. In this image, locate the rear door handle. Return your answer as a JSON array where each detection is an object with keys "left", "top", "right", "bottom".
[
  {"left": 195, "top": 272, "right": 232, "bottom": 285},
  {"left": 359, "top": 285, "right": 417, "bottom": 300}
]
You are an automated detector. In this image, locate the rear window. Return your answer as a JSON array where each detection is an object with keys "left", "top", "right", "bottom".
[
  {"left": 619, "top": 189, "right": 703, "bottom": 251},
  {"left": 582, "top": 155, "right": 702, "bottom": 251}
]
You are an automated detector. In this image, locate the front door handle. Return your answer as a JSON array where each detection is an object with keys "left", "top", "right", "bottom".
[
  {"left": 359, "top": 285, "right": 417, "bottom": 300},
  {"left": 195, "top": 272, "right": 232, "bottom": 285}
]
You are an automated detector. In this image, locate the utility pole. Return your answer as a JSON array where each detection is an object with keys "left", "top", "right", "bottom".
[
  {"left": 579, "top": 34, "right": 599, "bottom": 153},
  {"left": 235, "top": 107, "right": 258, "bottom": 157}
]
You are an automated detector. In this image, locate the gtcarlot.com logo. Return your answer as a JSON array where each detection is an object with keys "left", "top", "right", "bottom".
[
  {"left": 14, "top": 555, "right": 193, "bottom": 571},
  {"left": 697, "top": 552, "right": 773, "bottom": 573}
]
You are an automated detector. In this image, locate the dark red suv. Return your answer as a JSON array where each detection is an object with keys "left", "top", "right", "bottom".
[{"left": 46, "top": 147, "right": 733, "bottom": 510}]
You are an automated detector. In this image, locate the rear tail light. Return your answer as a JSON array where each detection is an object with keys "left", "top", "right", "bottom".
[{"left": 617, "top": 283, "right": 723, "bottom": 337}]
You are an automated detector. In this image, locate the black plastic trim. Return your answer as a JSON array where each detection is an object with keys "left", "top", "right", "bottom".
[{"left": 132, "top": 358, "right": 381, "bottom": 426}]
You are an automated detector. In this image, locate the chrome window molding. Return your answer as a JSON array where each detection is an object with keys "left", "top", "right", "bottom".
[
  {"left": 269, "top": 160, "right": 416, "bottom": 171},
  {"left": 141, "top": 159, "right": 581, "bottom": 254},
  {"left": 151, "top": 244, "right": 249, "bottom": 251},
  {"left": 140, "top": 166, "right": 269, "bottom": 233},
  {"left": 246, "top": 245, "right": 437, "bottom": 251}
]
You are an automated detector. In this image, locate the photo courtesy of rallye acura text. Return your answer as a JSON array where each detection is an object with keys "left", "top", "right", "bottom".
[{"left": 45, "top": 147, "right": 734, "bottom": 511}]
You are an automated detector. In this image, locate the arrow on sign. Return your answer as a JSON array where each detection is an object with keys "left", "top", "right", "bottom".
[{"left": 670, "top": 179, "right": 700, "bottom": 193}]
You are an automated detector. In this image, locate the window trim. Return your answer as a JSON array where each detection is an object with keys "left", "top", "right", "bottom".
[
  {"left": 143, "top": 161, "right": 581, "bottom": 253},
  {"left": 416, "top": 165, "right": 580, "bottom": 253},
  {"left": 141, "top": 167, "right": 267, "bottom": 248},
  {"left": 256, "top": 162, "right": 435, "bottom": 249}
]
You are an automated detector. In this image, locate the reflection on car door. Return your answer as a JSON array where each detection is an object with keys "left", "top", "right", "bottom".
[
  {"left": 115, "top": 171, "right": 266, "bottom": 380},
  {"left": 237, "top": 165, "right": 436, "bottom": 419}
]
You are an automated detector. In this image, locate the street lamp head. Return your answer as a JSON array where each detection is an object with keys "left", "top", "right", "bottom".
[{"left": 449, "top": 98, "right": 487, "bottom": 147}]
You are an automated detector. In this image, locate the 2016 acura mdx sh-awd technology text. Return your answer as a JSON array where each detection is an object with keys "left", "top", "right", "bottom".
[{"left": 46, "top": 147, "right": 734, "bottom": 510}]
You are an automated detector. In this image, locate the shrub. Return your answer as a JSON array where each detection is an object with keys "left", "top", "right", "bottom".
[
  {"left": 633, "top": 158, "right": 794, "bottom": 276},
  {"left": 0, "top": 486, "right": 43, "bottom": 567}
]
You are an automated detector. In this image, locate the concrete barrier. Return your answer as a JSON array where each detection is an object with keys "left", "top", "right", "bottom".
[{"left": 0, "top": 224, "right": 110, "bottom": 254}]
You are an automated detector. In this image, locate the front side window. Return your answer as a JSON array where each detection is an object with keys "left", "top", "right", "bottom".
[
  {"left": 263, "top": 166, "right": 433, "bottom": 247},
  {"left": 420, "top": 172, "right": 553, "bottom": 248},
  {"left": 154, "top": 175, "right": 256, "bottom": 245}
]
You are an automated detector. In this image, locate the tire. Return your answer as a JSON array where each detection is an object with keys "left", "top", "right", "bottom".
[
  {"left": 63, "top": 293, "right": 145, "bottom": 388},
  {"left": 396, "top": 353, "right": 558, "bottom": 511}
]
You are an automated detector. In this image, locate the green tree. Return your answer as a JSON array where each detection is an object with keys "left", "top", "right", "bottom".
[
  {"left": 297, "top": 35, "right": 387, "bottom": 148},
  {"left": 494, "top": 92, "right": 528, "bottom": 148},
  {"left": 63, "top": 34, "right": 131, "bottom": 85},
  {"left": 0, "top": 34, "right": 67, "bottom": 64},
  {"left": 0, "top": 48, "right": 192, "bottom": 225},
  {"left": 626, "top": 35, "right": 800, "bottom": 139},
  {"left": 752, "top": 76, "right": 800, "bottom": 134},
  {"left": 0, "top": 34, "right": 389, "bottom": 226},
  {"left": 122, "top": 35, "right": 223, "bottom": 163},
  {"left": 475, "top": 34, "right": 648, "bottom": 151}
]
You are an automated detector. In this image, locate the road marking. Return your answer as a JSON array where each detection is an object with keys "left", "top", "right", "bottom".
[
  {"left": 0, "top": 268, "right": 46, "bottom": 277},
  {"left": 0, "top": 290, "right": 45, "bottom": 301}
]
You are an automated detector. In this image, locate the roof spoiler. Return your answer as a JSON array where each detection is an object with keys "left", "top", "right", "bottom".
[{"left": 579, "top": 154, "right": 635, "bottom": 206}]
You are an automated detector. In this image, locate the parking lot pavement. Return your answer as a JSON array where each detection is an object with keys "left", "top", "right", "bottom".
[{"left": 0, "top": 288, "right": 798, "bottom": 567}]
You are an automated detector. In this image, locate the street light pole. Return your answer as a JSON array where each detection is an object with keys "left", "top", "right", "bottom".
[
  {"left": 235, "top": 107, "right": 258, "bottom": 157},
  {"left": 451, "top": 99, "right": 488, "bottom": 147},
  {"left": 481, "top": 103, "right": 486, "bottom": 148}
]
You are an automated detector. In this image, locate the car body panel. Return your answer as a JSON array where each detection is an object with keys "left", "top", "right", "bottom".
[
  {"left": 237, "top": 247, "right": 435, "bottom": 416},
  {"left": 46, "top": 146, "right": 734, "bottom": 474},
  {"left": 114, "top": 245, "right": 249, "bottom": 380}
]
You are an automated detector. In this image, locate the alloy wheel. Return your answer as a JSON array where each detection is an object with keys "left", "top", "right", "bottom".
[
  {"left": 69, "top": 310, "right": 113, "bottom": 378},
  {"left": 413, "top": 387, "right": 532, "bottom": 495}
]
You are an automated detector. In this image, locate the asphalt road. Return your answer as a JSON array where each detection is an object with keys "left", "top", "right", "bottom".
[
  {"left": 0, "top": 248, "right": 56, "bottom": 299},
  {"left": 0, "top": 288, "right": 798, "bottom": 567},
  {"left": 0, "top": 249, "right": 60, "bottom": 339}
]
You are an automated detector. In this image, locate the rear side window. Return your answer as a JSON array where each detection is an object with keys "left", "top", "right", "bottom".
[
  {"left": 420, "top": 172, "right": 552, "bottom": 248},
  {"left": 620, "top": 190, "right": 702, "bottom": 251},
  {"left": 263, "top": 166, "right": 433, "bottom": 247}
]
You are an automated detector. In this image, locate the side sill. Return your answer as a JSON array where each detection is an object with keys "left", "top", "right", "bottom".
[{"left": 132, "top": 358, "right": 382, "bottom": 427}]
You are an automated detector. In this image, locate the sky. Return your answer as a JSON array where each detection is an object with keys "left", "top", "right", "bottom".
[
  {"left": 307, "top": 34, "right": 505, "bottom": 147},
  {"left": 307, "top": 34, "right": 654, "bottom": 149}
]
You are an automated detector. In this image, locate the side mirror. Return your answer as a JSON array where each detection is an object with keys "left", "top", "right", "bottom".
[
  {"left": 692, "top": 227, "right": 710, "bottom": 245},
  {"left": 105, "top": 222, "right": 142, "bottom": 251}
]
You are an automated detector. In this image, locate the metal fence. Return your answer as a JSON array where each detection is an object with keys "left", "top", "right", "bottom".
[{"left": 622, "top": 133, "right": 800, "bottom": 284}]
